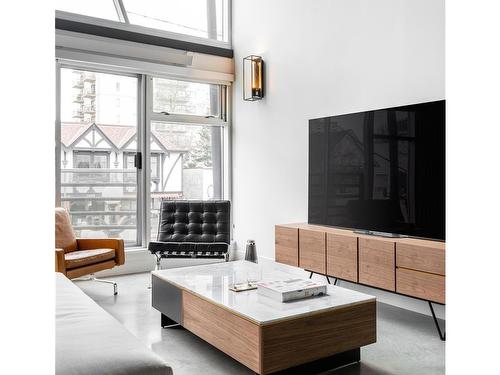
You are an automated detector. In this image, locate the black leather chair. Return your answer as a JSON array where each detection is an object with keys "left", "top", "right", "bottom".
[{"left": 148, "top": 200, "right": 231, "bottom": 269}]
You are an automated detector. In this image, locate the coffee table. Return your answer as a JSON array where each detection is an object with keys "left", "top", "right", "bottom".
[{"left": 152, "top": 260, "right": 376, "bottom": 374}]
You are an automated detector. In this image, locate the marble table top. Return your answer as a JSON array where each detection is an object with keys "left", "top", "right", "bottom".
[{"left": 152, "top": 260, "right": 375, "bottom": 325}]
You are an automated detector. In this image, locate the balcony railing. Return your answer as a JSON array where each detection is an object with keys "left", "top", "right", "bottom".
[
  {"left": 72, "top": 79, "right": 84, "bottom": 88},
  {"left": 60, "top": 169, "right": 184, "bottom": 243},
  {"left": 83, "top": 87, "right": 96, "bottom": 97},
  {"left": 73, "top": 95, "right": 84, "bottom": 103},
  {"left": 82, "top": 105, "right": 96, "bottom": 113},
  {"left": 61, "top": 168, "right": 136, "bottom": 185},
  {"left": 82, "top": 72, "right": 96, "bottom": 82}
]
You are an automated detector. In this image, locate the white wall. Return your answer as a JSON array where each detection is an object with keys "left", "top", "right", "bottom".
[{"left": 232, "top": 0, "right": 445, "bottom": 318}]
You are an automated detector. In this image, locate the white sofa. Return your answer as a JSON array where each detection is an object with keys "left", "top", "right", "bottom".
[{"left": 56, "top": 272, "right": 173, "bottom": 375}]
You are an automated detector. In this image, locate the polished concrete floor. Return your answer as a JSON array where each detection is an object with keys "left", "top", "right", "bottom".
[{"left": 75, "top": 272, "right": 445, "bottom": 375}]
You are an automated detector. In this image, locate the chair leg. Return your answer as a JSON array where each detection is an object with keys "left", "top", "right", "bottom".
[
  {"left": 155, "top": 254, "right": 162, "bottom": 270},
  {"left": 148, "top": 254, "right": 163, "bottom": 290},
  {"left": 89, "top": 274, "right": 118, "bottom": 295}
]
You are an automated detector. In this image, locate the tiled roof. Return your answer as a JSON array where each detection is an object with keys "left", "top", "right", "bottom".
[
  {"left": 60, "top": 123, "right": 91, "bottom": 148},
  {"left": 98, "top": 124, "right": 136, "bottom": 149}
]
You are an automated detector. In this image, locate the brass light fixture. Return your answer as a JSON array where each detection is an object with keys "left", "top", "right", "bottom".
[{"left": 243, "top": 55, "right": 264, "bottom": 101}]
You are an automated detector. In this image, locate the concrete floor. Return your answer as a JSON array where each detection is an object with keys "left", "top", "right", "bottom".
[{"left": 75, "top": 272, "right": 445, "bottom": 375}]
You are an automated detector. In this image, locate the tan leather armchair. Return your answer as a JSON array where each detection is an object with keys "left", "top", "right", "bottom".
[{"left": 55, "top": 207, "right": 125, "bottom": 294}]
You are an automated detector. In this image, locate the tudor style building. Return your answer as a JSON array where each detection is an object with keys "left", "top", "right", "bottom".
[{"left": 60, "top": 121, "right": 190, "bottom": 243}]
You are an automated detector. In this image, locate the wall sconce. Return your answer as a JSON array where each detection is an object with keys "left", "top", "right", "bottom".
[{"left": 243, "top": 55, "right": 264, "bottom": 101}]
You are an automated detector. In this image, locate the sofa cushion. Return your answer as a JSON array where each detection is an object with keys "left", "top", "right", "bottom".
[
  {"left": 65, "top": 248, "right": 115, "bottom": 269},
  {"left": 56, "top": 273, "right": 173, "bottom": 375},
  {"left": 55, "top": 208, "right": 78, "bottom": 253}
]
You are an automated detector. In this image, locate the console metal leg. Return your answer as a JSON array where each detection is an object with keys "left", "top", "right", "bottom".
[
  {"left": 428, "top": 301, "right": 446, "bottom": 341},
  {"left": 333, "top": 278, "right": 338, "bottom": 286},
  {"left": 309, "top": 271, "right": 313, "bottom": 279},
  {"left": 325, "top": 275, "right": 331, "bottom": 284}
]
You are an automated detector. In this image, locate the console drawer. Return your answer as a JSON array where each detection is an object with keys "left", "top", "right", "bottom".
[
  {"left": 275, "top": 226, "right": 299, "bottom": 267},
  {"left": 327, "top": 233, "right": 358, "bottom": 282},
  {"left": 359, "top": 238, "right": 395, "bottom": 291},
  {"left": 396, "top": 241, "right": 445, "bottom": 275},
  {"left": 396, "top": 268, "right": 445, "bottom": 304},
  {"left": 299, "top": 229, "right": 326, "bottom": 274}
]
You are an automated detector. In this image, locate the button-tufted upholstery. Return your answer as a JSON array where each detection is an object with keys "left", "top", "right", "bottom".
[{"left": 148, "top": 200, "right": 230, "bottom": 259}]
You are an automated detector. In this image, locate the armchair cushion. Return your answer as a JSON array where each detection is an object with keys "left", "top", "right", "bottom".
[
  {"left": 65, "top": 248, "right": 115, "bottom": 270},
  {"left": 77, "top": 238, "right": 125, "bottom": 266},
  {"left": 55, "top": 208, "right": 77, "bottom": 253}
]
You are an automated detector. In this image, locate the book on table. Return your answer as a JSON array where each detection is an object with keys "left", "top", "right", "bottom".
[{"left": 257, "top": 278, "right": 327, "bottom": 302}]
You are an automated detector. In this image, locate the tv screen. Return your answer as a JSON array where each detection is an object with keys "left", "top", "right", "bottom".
[{"left": 308, "top": 100, "right": 445, "bottom": 240}]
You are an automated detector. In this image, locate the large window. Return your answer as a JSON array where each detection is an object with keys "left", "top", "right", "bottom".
[
  {"left": 55, "top": 0, "right": 120, "bottom": 22},
  {"left": 56, "top": 0, "right": 230, "bottom": 44},
  {"left": 147, "top": 76, "right": 226, "bottom": 241},
  {"left": 57, "top": 65, "right": 229, "bottom": 248},
  {"left": 58, "top": 68, "right": 140, "bottom": 246}
]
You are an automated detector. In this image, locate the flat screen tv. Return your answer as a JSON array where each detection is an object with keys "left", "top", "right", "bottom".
[{"left": 308, "top": 100, "right": 445, "bottom": 240}]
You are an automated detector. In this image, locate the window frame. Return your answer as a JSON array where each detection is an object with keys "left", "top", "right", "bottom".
[
  {"left": 73, "top": 150, "right": 111, "bottom": 169},
  {"left": 149, "top": 75, "right": 228, "bottom": 125},
  {"left": 56, "top": 60, "right": 231, "bottom": 250},
  {"left": 145, "top": 74, "right": 229, "bottom": 243},
  {"left": 56, "top": 62, "right": 145, "bottom": 248},
  {"left": 55, "top": 0, "right": 232, "bottom": 52}
]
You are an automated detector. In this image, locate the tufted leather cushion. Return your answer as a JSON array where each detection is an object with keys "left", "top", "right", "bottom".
[
  {"left": 55, "top": 207, "right": 78, "bottom": 253},
  {"left": 156, "top": 201, "right": 230, "bottom": 244}
]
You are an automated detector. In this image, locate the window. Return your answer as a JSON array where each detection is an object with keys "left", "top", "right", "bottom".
[
  {"left": 74, "top": 151, "right": 110, "bottom": 169},
  {"left": 153, "top": 77, "right": 221, "bottom": 117},
  {"left": 55, "top": 0, "right": 119, "bottom": 22},
  {"left": 148, "top": 76, "right": 227, "bottom": 241},
  {"left": 149, "top": 122, "right": 224, "bottom": 240},
  {"left": 124, "top": 153, "right": 136, "bottom": 170},
  {"left": 57, "top": 65, "right": 229, "bottom": 249},
  {"left": 56, "top": 0, "right": 230, "bottom": 44},
  {"left": 58, "top": 68, "right": 140, "bottom": 246}
]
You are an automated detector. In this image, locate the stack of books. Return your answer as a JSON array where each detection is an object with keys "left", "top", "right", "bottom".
[{"left": 257, "top": 278, "right": 327, "bottom": 302}]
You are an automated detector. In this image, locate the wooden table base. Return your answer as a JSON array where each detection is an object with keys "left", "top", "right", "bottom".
[{"left": 153, "top": 274, "right": 376, "bottom": 375}]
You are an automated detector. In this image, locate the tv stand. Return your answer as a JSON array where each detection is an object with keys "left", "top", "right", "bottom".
[
  {"left": 275, "top": 223, "right": 445, "bottom": 341},
  {"left": 352, "top": 229, "right": 409, "bottom": 238}
]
